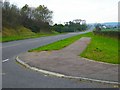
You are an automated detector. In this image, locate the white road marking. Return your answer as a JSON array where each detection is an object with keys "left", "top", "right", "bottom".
[
  {"left": 2, "top": 59, "right": 9, "bottom": 63},
  {"left": 1, "top": 40, "right": 41, "bottom": 49},
  {"left": 1, "top": 43, "right": 21, "bottom": 48},
  {"left": 1, "top": 73, "right": 6, "bottom": 75}
]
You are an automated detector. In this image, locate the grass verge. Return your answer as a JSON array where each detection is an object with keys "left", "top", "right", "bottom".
[
  {"left": 28, "top": 32, "right": 92, "bottom": 52},
  {"left": 80, "top": 33, "right": 119, "bottom": 64},
  {"left": 1, "top": 33, "right": 60, "bottom": 42},
  {"left": 29, "top": 32, "right": 119, "bottom": 64}
]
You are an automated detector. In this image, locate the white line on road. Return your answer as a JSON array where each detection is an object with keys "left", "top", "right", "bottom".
[
  {"left": 2, "top": 59, "right": 9, "bottom": 63},
  {"left": 1, "top": 43, "right": 21, "bottom": 48},
  {"left": 1, "top": 73, "right": 6, "bottom": 75}
]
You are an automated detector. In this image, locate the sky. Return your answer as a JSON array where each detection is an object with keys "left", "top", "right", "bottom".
[{"left": 4, "top": 0, "right": 119, "bottom": 24}]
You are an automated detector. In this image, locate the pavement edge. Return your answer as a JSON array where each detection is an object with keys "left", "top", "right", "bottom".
[{"left": 16, "top": 56, "right": 120, "bottom": 85}]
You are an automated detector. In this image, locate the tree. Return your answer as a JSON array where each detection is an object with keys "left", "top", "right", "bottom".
[
  {"left": 34, "top": 5, "right": 53, "bottom": 24},
  {"left": 19, "top": 4, "right": 53, "bottom": 33},
  {"left": 2, "top": 1, "right": 53, "bottom": 33},
  {"left": 52, "top": 20, "right": 87, "bottom": 33},
  {"left": 2, "top": 1, "right": 20, "bottom": 28},
  {"left": 52, "top": 24, "right": 64, "bottom": 33},
  {"left": 95, "top": 23, "right": 101, "bottom": 31}
]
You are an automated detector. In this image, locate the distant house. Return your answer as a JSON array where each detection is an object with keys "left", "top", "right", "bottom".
[{"left": 102, "top": 26, "right": 107, "bottom": 29}]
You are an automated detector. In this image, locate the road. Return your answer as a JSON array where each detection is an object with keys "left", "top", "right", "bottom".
[{"left": 2, "top": 30, "right": 116, "bottom": 88}]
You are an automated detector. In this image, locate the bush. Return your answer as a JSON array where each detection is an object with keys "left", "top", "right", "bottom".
[{"left": 93, "top": 30, "right": 119, "bottom": 39}]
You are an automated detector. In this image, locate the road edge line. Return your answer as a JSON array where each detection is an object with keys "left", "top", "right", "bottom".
[
  {"left": 2, "top": 59, "right": 9, "bottom": 63},
  {"left": 80, "top": 57, "right": 119, "bottom": 65},
  {"left": 16, "top": 56, "right": 120, "bottom": 85}
]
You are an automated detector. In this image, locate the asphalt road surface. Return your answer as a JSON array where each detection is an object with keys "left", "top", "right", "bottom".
[{"left": 2, "top": 29, "right": 116, "bottom": 88}]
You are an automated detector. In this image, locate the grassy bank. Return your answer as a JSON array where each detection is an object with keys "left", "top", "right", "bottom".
[
  {"left": 29, "top": 32, "right": 119, "bottom": 64},
  {"left": 1, "top": 26, "right": 60, "bottom": 42}
]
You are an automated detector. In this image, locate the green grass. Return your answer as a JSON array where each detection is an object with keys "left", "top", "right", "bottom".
[
  {"left": 1, "top": 26, "right": 61, "bottom": 42},
  {"left": 29, "top": 32, "right": 92, "bottom": 52},
  {"left": 29, "top": 32, "right": 119, "bottom": 64},
  {"left": 80, "top": 33, "right": 119, "bottom": 64},
  {"left": 1, "top": 33, "right": 60, "bottom": 42}
]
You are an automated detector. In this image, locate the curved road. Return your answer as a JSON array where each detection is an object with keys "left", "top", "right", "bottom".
[{"left": 2, "top": 30, "right": 116, "bottom": 88}]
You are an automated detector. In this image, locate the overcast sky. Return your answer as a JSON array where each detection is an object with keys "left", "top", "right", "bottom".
[{"left": 4, "top": 0, "right": 119, "bottom": 24}]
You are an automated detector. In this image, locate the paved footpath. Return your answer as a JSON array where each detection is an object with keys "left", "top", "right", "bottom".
[{"left": 18, "top": 37, "right": 118, "bottom": 83}]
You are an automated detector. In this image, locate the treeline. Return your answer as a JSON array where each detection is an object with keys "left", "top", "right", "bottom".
[
  {"left": 2, "top": 1, "right": 87, "bottom": 34},
  {"left": 52, "top": 21, "right": 87, "bottom": 33},
  {"left": 2, "top": 1, "right": 53, "bottom": 33},
  {"left": 94, "top": 23, "right": 119, "bottom": 38}
]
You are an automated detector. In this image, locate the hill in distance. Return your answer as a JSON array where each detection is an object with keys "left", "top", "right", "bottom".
[{"left": 103, "top": 22, "right": 118, "bottom": 27}]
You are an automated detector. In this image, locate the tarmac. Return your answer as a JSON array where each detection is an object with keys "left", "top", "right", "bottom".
[{"left": 17, "top": 37, "right": 119, "bottom": 84}]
